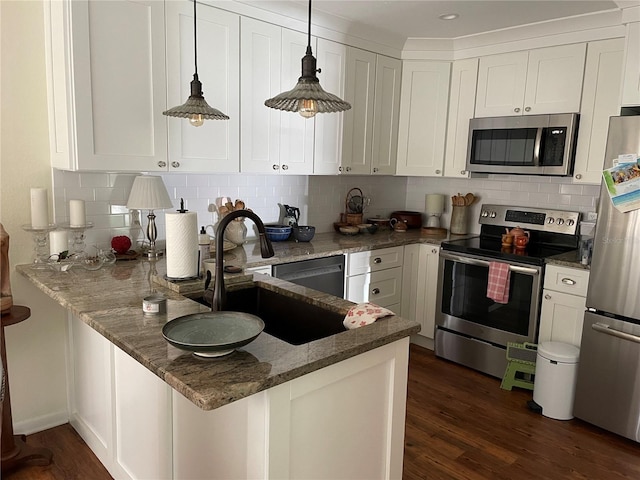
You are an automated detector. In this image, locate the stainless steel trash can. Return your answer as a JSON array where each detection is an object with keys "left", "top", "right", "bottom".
[{"left": 533, "top": 341, "right": 580, "bottom": 420}]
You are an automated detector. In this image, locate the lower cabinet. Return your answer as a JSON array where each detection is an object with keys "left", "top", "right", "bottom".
[
  {"left": 68, "top": 313, "right": 410, "bottom": 480},
  {"left": 539, "top": 265, "right": 590, "bottom": 347},
  {"left": 401, "top": 244, "right": 440, "bottom": 349}
]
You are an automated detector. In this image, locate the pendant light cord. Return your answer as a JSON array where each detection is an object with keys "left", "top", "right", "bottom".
[
  {"left": 307, "top": 0, "right": 312, "bottom": 50},
  {"left": 193, "top": 0, "right": 198, "bottom": 76}
]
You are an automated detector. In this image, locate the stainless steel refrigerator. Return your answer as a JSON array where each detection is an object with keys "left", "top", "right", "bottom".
[{"left": 573, "top": 115, "right": 640, "bottom": 443}]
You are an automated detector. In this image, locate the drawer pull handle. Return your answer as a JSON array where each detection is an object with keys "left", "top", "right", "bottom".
[
  {"left": 373, "top": 258, "right": 382, "bottom": 264},
  {"left": 544, "top": 294, "right": 551, "bottom": 300},
  {"left": 372, "top": 288, "right": 380, "bottom": 295},
  {"left": 561, "top": 278, "right": 576, "bottom": 285}
]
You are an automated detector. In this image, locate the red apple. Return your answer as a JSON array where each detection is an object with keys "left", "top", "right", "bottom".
[{"left": 111, "top": 235, "right": 132, "bottom": 255}]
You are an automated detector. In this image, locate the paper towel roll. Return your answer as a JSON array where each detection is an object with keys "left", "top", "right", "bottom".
[{"left": 165, "top": 212, "right": 198, "bottom": 279}]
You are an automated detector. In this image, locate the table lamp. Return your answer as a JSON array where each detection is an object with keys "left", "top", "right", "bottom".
[
  {"left": 425, "top": 194, "right": 445, "bottom": 228},
  {"left": 127, "top": 176, "right": 173, "bottom": 257}
]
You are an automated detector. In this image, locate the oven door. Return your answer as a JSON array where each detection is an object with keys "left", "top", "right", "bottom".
[{"left": 436, "top": 251, "right": 543, "bottom": 347}]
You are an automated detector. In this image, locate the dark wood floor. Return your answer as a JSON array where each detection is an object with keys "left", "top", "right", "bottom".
[{"left": 4, "top": 344, "right": 640, "bottom": 479}]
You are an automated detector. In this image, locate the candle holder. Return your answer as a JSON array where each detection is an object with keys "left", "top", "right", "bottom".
[
  {"left": 21, "top": 224, "right": 57, "bottom": 268},
  {"left": 62, "top": 222, "right": 93, "bottom": 257}
]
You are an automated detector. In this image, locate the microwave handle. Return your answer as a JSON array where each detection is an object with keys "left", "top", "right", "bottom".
[
  {"left": 533, "top": 127, "right": 543, "bottom": 167},
  {"left": 440, "top": 251, "right": 540, "bottom": 276}
]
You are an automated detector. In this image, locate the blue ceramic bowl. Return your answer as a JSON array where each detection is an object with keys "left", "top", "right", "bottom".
[{"left": 265, "top": 225, "right": 292, "bottom": 242}]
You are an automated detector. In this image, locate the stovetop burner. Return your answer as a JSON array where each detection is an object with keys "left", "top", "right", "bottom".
[{"left": 441, "top": 204, "right": 581, "bottom": 266}]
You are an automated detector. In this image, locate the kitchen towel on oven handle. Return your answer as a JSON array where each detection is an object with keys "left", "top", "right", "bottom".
[{"left": 487, "top": 262, "right": 511, "bottom": 304}]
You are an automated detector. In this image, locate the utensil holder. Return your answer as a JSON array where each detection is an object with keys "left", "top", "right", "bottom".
[{"left": 450, "top": 206, "right": 469, "bottom": 235}]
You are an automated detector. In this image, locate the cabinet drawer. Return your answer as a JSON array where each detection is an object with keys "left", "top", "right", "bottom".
[
  {"left": 543, "top": 264, "right": 590, "bottom": 297},
  {"left": 347, "top": 247, "right": 404, "bottom": 276},
  {"left": 346, "top": 267, "right": 402, "bottom": 307}
]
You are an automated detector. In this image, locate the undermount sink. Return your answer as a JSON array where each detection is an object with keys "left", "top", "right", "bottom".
[{"left": 191, "top": 285, "right": 347, "bottom": 345}]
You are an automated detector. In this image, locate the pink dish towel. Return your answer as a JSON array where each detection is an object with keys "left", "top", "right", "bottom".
[
  {"left": 343, "top": 303, "right": 395, "bottom": 330},
  {"left": 487, "top": 262, "right": 511, "bottom": 304}
]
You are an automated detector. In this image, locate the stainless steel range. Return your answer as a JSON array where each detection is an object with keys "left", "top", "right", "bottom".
[{"left": 435, "top": 204, "right": 580, "bottom": 378}]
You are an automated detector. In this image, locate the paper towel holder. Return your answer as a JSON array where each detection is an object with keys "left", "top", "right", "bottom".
[{"left": 127, "top": 176, "right": 173, "bottom": 258}]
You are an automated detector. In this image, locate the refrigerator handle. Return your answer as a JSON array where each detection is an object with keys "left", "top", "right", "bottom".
[{"left": 592, "top": 322, "right": 640, "bottom": 344}]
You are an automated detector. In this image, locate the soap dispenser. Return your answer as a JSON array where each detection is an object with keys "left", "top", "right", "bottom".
[{"left": 198, "top": 226, "right": 211, "bottom": 274}]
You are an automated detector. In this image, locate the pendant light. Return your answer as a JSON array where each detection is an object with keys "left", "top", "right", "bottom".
[
  {"left": 163, "top": 0, "right": 228, "bottom": 126},
  {"left": 264, "top": 0, "right": 351, "bottom": 118}
]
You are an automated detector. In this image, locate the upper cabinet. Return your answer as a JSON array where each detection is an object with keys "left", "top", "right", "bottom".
[
  {"left": 475, "top": 44, "right": 587, "bottom": 117},
  {"left": 396, "top": 61, "right": 451, "bottom": 176},
  {"left": 341, "top": 49, "right": 401, "bottom": 175},
  {"left": 621, "top": 21, "right": 640, "bottom": 106},
  {"left": 573, "top": 39, "right": 624, "bottom": 184},
  {"left": 45, "top": 0, "right": 167, "bottom": 172},
  {"left": 165, "top": 2, "right": 239, "bottom": 173},
  {"left": 240, "top": 18, "right": 314, "bottom": 175}
]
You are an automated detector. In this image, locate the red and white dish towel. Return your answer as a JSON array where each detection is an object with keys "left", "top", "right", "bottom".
[
  {"left": 343, "top": 303, "right": 395, "bottom": 330},
  {"left": 487, "top": 262, "right": 511, "bottom": 304}
]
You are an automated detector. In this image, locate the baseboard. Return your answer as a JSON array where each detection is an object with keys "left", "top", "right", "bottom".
[
  {"left": 410, "top": 334, "right": 434, "bottom": 350},
  {"left": 13, "top": 410, "right": 70, "bottom": 435}
]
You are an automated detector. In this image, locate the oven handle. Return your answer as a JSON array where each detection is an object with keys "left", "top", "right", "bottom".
[{"left": 440, "top": 251, "right": 540, "bottom": 276}]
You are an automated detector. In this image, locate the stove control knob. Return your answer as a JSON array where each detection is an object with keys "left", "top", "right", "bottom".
[
  {"left": 490, "top": 211, "right": 497, "bottom": 218},
  {"left": 481, "top": 210, "right": 488, "bottom": 217},
  {"left": 567, "top": 219, "right": 575, "bottom": 226},
  {"left": 557, "top": 218, "right": 565, "bottom": 225},
  {"left": 547, "top": 217, "right": 555, "bottom": 224}
]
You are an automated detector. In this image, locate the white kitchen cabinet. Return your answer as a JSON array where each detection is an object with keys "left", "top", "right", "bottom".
[
  {"left": 346, "top": 247, "right": 404, "bottom": 309},
  {"left": 314, "top": 38, "right": 347, "bottom": 175},
  {"left": 44, "top": 0, "right": 167, "bottom": 172},
  {"left": 240, "top": 18, "right": 314, "bottom": 175},
  {"left": 475, "top": 44, "right": 586, "bottom": 117},
  {"left": 621, "top": 20, "right": 640, "bottom": 106},
  {"left": 68, "top": 314, "right": 172, "bottom": 480},
  {"left": 573, "top": 39, "right": 625, "bottom": 184},
  {"left": 401, "top": 244, "right": 440, "bottom": 349},
  {"left": 443, "top": 58, "right": 478, "bottom": 178},
  {"left": 396, "top": 61, "right": 451, "bottom": 176},
  {"left": 371, "top": 55, "right": 402, "bottom": 175},
  {"left": 539, "top": 265, "right": 590, "bottom": 347},
  {"left": 165, "top": 1, "right": 240, "bottom": 173}
]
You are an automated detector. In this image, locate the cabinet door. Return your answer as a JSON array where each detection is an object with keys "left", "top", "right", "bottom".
[
  {"left": 314, "top": 39, "right": 347, "bottom": 175},
  {"left": 396, "top": 61, "right": 450, "bottom": 176},
  {"left": 70, "top": 0, "right": 167, "bottom": 172},
  {"left": 401, "top": 245, "right": 439, "bottom": 342},
  {"left": 279, "top": 29, "right": 314, "bottom": 175},
  {"left": 240, "top": 17, "right": 281, "bottom": 173},
  {"left": 475, "top": 51, "right": 528, "bottom": 117},
  {"left": 574, "top": 39, "right": 624, "bottom": 184},
  {"left": 524, "top": 43, "right": 586, "bottom": 115},
  {"left": 347, "top": 267, "right": 402, "bottom": 307},
  {"left": 621, "top": 21, "right": 640, "bottom": 106},
  {"left": 539, "top": 290, "right": 587, "bottom": 347},
  {"left": 423, "top": 246, "right": 441, "bottom": 341},
  {"left": 371, "top": 55, "right": 401, "bottom": 175},
  {"left": 342, "top": 47, "right": 376, "bottom": 174},
  {"left": 444, "top": 58, "right": 478, "bottom": 178},
  {"left": 166, "top": 2, "right": 239, "bottom": 173}
]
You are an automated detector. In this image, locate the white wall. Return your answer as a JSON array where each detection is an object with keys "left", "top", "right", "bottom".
[{"left": 1, "top": 0, "right": 69, "bottom": 432}]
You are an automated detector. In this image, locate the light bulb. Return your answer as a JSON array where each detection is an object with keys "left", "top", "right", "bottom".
[
  {"left": 299, "top": 99, "right": 317, "bottom": 118},
  {"left": 189, "top": 114, "right": 204, "bottom": 127}
]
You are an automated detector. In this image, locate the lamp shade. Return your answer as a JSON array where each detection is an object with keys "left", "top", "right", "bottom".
[
  {"left": 127, "top": 176, "right": 173, "bottom": 210},
  {"left": 425, "top": 194, "right": 445, "bottom": 215}
]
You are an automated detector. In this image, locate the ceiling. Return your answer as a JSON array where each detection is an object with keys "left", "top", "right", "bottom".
[{"left": 240, "top": 1, "right": 618, "bottom": 41}]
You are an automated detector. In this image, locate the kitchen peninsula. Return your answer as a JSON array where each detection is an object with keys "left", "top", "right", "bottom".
[{"left": 17, "top": 230, "right": 428, "bottom": 480}]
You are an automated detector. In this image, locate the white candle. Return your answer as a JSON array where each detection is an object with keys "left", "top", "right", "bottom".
[
  {"left": 49, "top": 230, "right": 68, "bottom": 256},
  {"left": 69, "top": 199, "right": 86, "bottom": 227},
  {"left": 30, "top": 187, "right": 49, "bottom": 228},
  {"left": 425, "top": 194, "right": 444, "bottom": 215}
]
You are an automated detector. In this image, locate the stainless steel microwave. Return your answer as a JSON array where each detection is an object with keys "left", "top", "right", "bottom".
[{"left": 466, "top": 113, "right": 579, "bottom": 176}]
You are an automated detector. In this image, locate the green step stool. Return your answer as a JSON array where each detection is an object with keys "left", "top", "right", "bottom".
[{"left": 500, "top": 342, "right": 538, "bottom": 391}]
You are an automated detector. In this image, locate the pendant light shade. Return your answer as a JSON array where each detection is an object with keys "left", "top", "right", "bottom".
[
  {"left": 163, "top": 0, "right": 228, "bottom": 126},
  {"left": 264, "top": 0, "right": 351, "bottom": 118}
]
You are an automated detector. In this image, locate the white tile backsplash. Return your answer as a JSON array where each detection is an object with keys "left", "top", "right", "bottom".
[{"left": 52, "top": 170, "right": 599, "bottom": 248}]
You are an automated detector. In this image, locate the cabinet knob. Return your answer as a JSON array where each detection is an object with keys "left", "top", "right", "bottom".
[
  {"left": 373, "top": 167, "right": 379, "bottom": 173},
  {"left": 272, "top": 164, "right": 279, "bottom": 170},
  {"left": 524, "top": 106, "right": 531, "bottom": 112},
  {"left": 575, "top": 174, "right": 582, "bottom": 180},
  {"left": 460, "top": 170, "right": 466, "bottom": 175},
  {"left": 514, "top": 107, "right": 521, "bottom": 113},
  {"left": 171, "top": 161, "right": 180, "bottom": 168},
  {"left": 371, "top": 288, "right": 380, "bottom": 295},
  {"left": 157, "top": 161, "right": 167, "bottom": 168},
  {"left": 544, "top": 294, "right": 551, "bottom": 300},
  {"left": 435, "top": 169, "right": 441, "bottom": 175},
  {"left": 561, "top": 278, "right": 576, "bottom": 285},
  {"left": 373, "top": 257, "right": 382, "bottom": 264},
  {"left": 432, "top": 248, "right": 438, "bottom": 254},
  {"left": 338, "top": 166, "right": 342, "bottom": 172},
  {"left": 282, "top": 164, "right": 288, "bottom": 171},
  {"left": 346, "top": 166, "right": 352, "bottom": 172}
]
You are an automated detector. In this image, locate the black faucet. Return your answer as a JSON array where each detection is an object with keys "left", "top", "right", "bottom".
[{"left": 210, "top": 209, "right": 274, "bottom": 312}]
